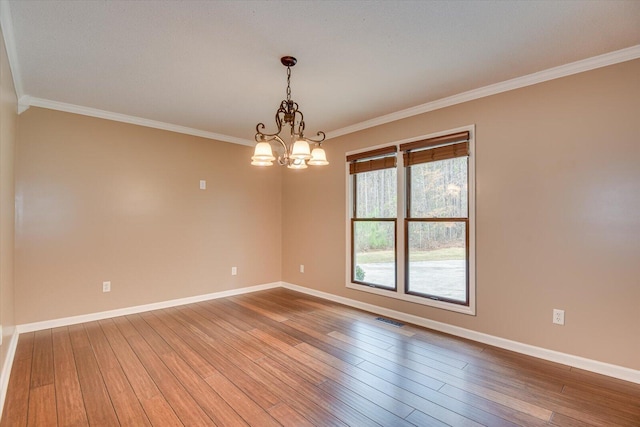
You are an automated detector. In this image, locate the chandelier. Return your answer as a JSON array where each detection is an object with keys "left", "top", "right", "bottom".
[{"left": 252, "top": 56, "right": 329, "bottom": 169}]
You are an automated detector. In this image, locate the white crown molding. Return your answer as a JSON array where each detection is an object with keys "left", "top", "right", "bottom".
[
  {"left": 17, "top": 94, "right": 29, "bottom": 113},
  {"left": 17, "top": 282, "right": 280, "bottom": 333},
  {"left": 4, "top": 21, "right": 639, "bottom": 148},
  {"left": 24, "top": 97, "right": 255, "bottom": 146},
  {"left": 326, "top": 45, "right": 640, "bottom": 140},
  {"left": 281, "top": 282, "right": 640, "bottom": 385},
  {"left": 0, "top": 0, "right": 24, "bottom": 101},
  {"left": 0, "top": 327, "right": 18, "bottom": 420}
]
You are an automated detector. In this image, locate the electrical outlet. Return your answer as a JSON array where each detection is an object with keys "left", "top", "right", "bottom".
[
  {"left": 553, "top": 309, "right": 565, "bottom": 325},
  {"left": 231, "top": 267, "right": 237, "bottom": 276},
  {"left": 199, "top": 180, "right": 206, "bottom": 190},
  {"left": 300, "top": 264, "right": 304, "bottom": 273},
  {"left": 102, "top": 281, "right": 111, "bottom": 293}
]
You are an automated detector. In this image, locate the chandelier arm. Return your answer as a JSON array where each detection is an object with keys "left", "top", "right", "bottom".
[
  {"left": 254, "top": 108, "right": 285, "bottom": 138},
  {"left": 271, "top": 134, "right": 288, "bottom": 151},
  {"left": 254, "top": 129, "right": 288, "bottom": 152},
  {"left": 304, "top": 130, "right": 326, "bottom": 144}
]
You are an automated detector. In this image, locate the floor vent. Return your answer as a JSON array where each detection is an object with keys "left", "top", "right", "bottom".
[{"left": 375, "top": 317, "right": 404, "bottom": 327}]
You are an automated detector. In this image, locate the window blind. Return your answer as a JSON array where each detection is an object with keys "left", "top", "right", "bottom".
[
  {"left": 346, "top": 146, "right": 397, "bottom": 174},
  {"left": 400, "top": 131, "right": 469, "bottom": 166}
]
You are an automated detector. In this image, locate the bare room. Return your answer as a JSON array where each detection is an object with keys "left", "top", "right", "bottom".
[{"left": 0, "top": 1, "right": 639, "bottom": 426}]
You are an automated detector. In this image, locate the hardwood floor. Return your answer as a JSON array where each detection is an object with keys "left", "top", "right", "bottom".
[{"left": 1, "top": 288, "right": 639, "bottom": 426}]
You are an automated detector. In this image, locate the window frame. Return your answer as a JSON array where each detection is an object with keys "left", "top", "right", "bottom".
[
  {"left": 345, "top": 125, "right": 476, "bottom": 315},
  {"left": 348, "top": 147, "right": 398, "bottom": 290}
]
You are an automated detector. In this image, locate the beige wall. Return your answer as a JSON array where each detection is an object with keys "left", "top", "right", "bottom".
[
  {"left": 15, "top": 108, "right": 282, "bottom": 324},
  {"left": 9, "top": 54, "right": 640, "bottom": 371},
  {"left": 0, "top": 27, "right": 17, "bottom": 374},
  {"left": 282, "top": 59, "right": 640, "bottom": 370}
]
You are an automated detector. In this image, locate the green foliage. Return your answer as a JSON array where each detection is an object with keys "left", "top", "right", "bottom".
[
  {"left": 355, "top": 265, "right": 366, "bottom": 281},
  {"left": 354, "top": 221, "right": 394, "bottom": 252}
]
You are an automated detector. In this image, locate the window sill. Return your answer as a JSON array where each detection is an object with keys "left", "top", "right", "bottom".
[{"left": 346, "top": 282, "right": 476, "bottom": 315}]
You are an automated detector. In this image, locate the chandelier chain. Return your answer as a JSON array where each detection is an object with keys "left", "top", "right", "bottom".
[{"left": 286, "top": 66, "right": 291, "bottom": 102}]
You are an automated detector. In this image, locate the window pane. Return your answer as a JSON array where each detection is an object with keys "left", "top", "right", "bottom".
[
  {"left": 410, "top": 157, "right": 467, "bottom": 218},
  {"left": 407, "top": 221, "right": 466, "bottom": 302},
  {"left": 353, "top": 221, "right": 395, "bottom": 289},
  {"left": 356, "top": 168, "right": 397, "bottom": 218}
]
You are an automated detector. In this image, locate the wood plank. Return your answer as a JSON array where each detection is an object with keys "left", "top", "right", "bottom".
[
  {"left": 562, "top": 384, "right": 640, "bottom": 415},
  {"left": 0, "top": 357, "right": 31, "bottom": 427},
  {"left": 27, "top": 385, "right": 56, "bottom": 427},
  {"left": 141, "top": 311, "right": 220, "bottom": 379},
  {"left": 13, "top": 333, "right": 34, "bottom": 361},
  {"left": 100, "top": 366, "right": 153, "bottom": 427},
  {"left": 282, "top": 317, "right": 371, "bottom": 365},
  {"left": 235, "top": 357, "right": 376, "bottom": 427},
  {"left": 437, "top": 384, "right": 550, "bottom": 427},
  {"left": 268, "top": 403, "right": 316, "bottom": 427},
  {"left": 250, "top": 328, "right": 414, "bottom": 419},
  {"left": 316, "top": 329, "right": 554, "bottom": 422},
  {"left": 138, "top": 395, "right": 183, "bottom": 427},
  {"left": 30, "top": 330, "right": 54, "bottom": 389},
  {"left": 550, "top": 411, "right": 601, "bottom": 427},
  {"left": 98, "top": 319, "right": 161, "bottom": 401},
  {"left": 166, "top": 307, "right": 283, "bottom": 408},
  {"left": 406, "top": 409, "right": 457, "bottom": 427},
  {"left": 51, "top": 328, "right": 89, "bottom": 427},
  {"left": 197, "top": 299, "right": 255, "bottom": 332},
  {"left": 83, "top": 321, "right": 152, "bottom": 426},
  {"left": 177, "top": 304, "right": 265, "bottom": 361},
  {"left": 160, "top": 352, "right": 250, "bottom": 427},
  {"left": 245, "top": 328, "right": 326, "bottom": 386},
  {"left": 72, "top": 346, "right": 120, "bottom": 426},
  {"left": 317, "top": 379, "right": 416, "bottom": 427},
  {"left": 156, "top": 307, "right": 282, "bottom": 410},
  {"left": 123, "top": 331, "right": 216, "bottom": 426},
  {"left": 124, "top": 313, "right": 173, "bottom": 355},
  {"left": 254, "top": 356, "right": 348, "bottom": 427},
  {"left": 229, "top": 296, "right": 289, "bottom": 322},
  {"left": 205, "top": 373, "right": 282, "bottom": 427},
  {"left": 219, "top": 299, "right": 302, "bottom": 347},
  {"left": 298, "top": 342, "right": 520, "bottom": 427},
  {"left": 67, "top": 324, "right": 91, "bottom": 349},
  {"left": 328, "top": 330, "right": 466, "bottom": 376}
]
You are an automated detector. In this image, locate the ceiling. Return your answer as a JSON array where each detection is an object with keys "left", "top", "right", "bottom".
[{"left": 3, "top": 1, "right": 640, "bottom": 145}]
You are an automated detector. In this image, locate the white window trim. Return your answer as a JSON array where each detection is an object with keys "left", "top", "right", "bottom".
[{"left": 345, "top": 125, "right": 476, "bottom": 315}]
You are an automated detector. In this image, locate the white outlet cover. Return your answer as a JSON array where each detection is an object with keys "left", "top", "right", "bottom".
[
  {"left": 553, "top": 309, "right": 565, "bottom": 325},
  {"left": 199, "top": 180, "right": 206, "bottom": 190},
  {"left": 103, "top": 281, "right": 111, "bottom": 292},
  {"left": 300, "top": 264, "right": 305, "bottom": 273},
  {"left": 231, "top": 267, "right": 237, "bottom": 276}
]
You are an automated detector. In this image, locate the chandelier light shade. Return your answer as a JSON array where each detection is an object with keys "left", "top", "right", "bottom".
[
  {"left": 253, "top": 56, "right": 328, "bottom": 168},
  {"left": 308, "top": 145, "right": 329, "bottom": 165},
  {"left": 251, "top": 141, "right": 276, "bottom": 165}
]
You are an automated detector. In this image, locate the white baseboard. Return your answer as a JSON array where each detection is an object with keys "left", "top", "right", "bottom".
[
  {"left": 0, "top": 327, "right": 19, "bottom": 419},
  {"left": 280, "top": 282, "right": 640, "bottom": 385},
  {"left": 17, "top": 282, "right": 281, "bottom": 333}
]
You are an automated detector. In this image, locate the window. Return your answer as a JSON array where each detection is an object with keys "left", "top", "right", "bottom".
[
  {"left": 348, "top": 146, "right": 397, "bottom": 289},
  {"left": 402, "top": 133, "right": 470, "bottom": 304},
  {"left": 346, "top": 127, "right": 475, "bottom": 315}
]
